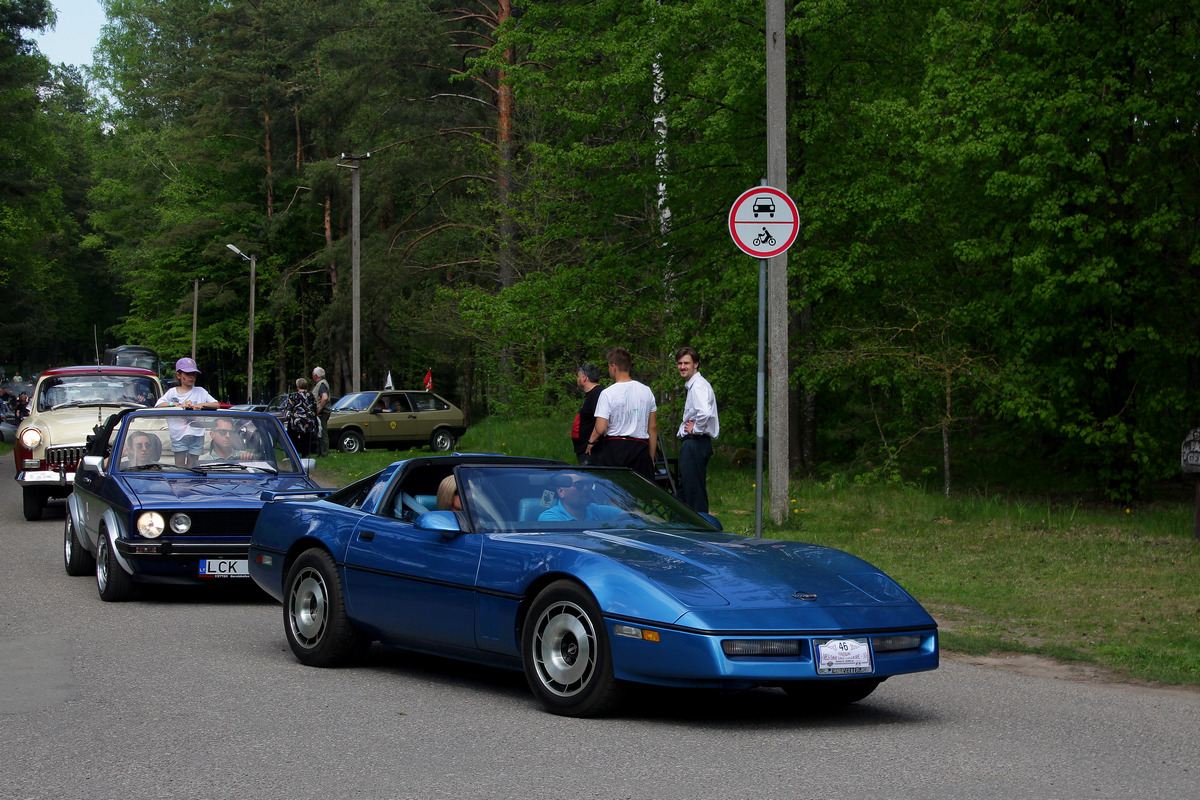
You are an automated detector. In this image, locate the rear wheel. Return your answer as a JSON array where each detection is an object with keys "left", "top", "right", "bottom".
[
  {"left": 782, "top": 677, "right": 883, "bottom": 708},
  {"left": 63, "top": 514, "right": 95, "bottom": 576},
  {"left": 22, "top": 487, "right": 45, "bottom": 521},
  {"left": 95, "top": 531, "right": 134, "bottom": 602},
  {"left": 337, "top": 430, "right": 364, "bottom": 454},
  {"left": 429, "top": 428, "right": 455, "bottom": 452},
  {"left": 522, "top": 580, "right": 623, "bottom": 717},
  {"left": 284, "top": 549, "right": 371, "bottom": 666}
]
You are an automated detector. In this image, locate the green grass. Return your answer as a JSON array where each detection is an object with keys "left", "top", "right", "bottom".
[{"left": 313, "top": 416, "right": 1200, "bottom": 688}]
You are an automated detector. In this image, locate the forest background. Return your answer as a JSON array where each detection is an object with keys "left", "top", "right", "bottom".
[{"left": 3, "top": 0, "right": 1199, "bottom": 503}]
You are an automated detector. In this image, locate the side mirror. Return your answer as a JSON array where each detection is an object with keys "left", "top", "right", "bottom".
[
  {"left": 414, "top": 510, "right": 466, "bottom": 539},
  {"left": 699, "top": 512, "right": 722, "bottom": 532},
  {"left": 80, "top": 455, "right": 106, "bottom": 477},
  {"left": 300, "top": 457, "right": 316, "bottom": 472}
]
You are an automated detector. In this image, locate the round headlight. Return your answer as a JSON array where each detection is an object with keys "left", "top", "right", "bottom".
[
  {"left": 136, "top": 512, "right": 165, "bottom": 538},
  {"left": 169, "top": 513, "right": 192, "bottom": 534},
  {"left": 19, "top": 427, "right": 43, "bottom": 450}
]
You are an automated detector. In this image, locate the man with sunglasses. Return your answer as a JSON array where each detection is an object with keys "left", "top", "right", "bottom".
[
  {"left": 203, "top": 419, "right": 247, "bottom": 461},
  {"left": 537, "top": 473, "right": 623, "bottom": 522}
]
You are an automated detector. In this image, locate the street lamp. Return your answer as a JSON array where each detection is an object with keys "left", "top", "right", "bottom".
[{"left": 226, "top": 244, "right": 256, "bottom": 404}]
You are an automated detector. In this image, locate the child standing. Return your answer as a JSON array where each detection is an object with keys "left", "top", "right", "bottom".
[{"left": 156, "top": 357, "right": 220, "bottom": 466}]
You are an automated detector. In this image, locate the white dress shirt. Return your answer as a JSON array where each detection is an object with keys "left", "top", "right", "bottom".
[{"left": 677, "top": 372, "right": 719, "bottom": 438}]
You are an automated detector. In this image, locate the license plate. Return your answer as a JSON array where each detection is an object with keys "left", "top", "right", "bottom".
[
  {"left": 198, "top": 559, "right": 249, "bottom": 578},
  {"left": 815, "top": 638, "right": 873, "bottom": 675}
]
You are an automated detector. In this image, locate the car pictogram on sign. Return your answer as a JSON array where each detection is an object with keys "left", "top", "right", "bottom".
[{"left": 752, "top": 197, "right": 775, "bottom": 218}]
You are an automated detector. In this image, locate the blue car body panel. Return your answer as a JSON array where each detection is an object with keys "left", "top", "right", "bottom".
[{"left": 249, "top": 456, "right": 938, "bottom": 689}]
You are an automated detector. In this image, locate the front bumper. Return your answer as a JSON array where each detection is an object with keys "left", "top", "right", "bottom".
[
  {"left": 114, "top": 538, "right": 253, "bottom": 584},
  {"left": 17, "top": 468, "right": 75, "bottom": 489}
]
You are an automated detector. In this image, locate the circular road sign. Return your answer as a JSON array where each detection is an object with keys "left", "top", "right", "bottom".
[{"left": 728, "top": 185, "right": 799, "bottom": 258}]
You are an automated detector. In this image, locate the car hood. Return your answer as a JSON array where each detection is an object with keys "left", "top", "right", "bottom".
[
  {"left": 119, "top": 474, "right": 318, "bottom": 506},
  {"left": 21, "top": 406, "right": 121, "bottom": 447},
  {"left": 491, "top": 527, "right": 935, "bottom": 631}
]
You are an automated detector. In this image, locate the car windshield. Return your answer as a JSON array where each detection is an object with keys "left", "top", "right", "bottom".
[
  {"left": 114, "top": 412, "right": 303, "bottom": 474},
  {"left": 332, "top": 392, "right": 377, "bottom": 412},
  {"left": 456, "top": 466, "right": 718, "bottom": 534},
  {"left": 37, "top": 374, "right": 160, "bottom": 412}
]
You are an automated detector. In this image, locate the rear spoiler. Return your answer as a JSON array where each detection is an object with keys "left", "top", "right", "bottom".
[{"left": 259, "top": 488, "right": 336, "bottom": 502}]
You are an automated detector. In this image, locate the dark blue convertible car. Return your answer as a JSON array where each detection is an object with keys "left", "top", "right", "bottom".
[
  {"left": 66, "top": 409, "right": 323, "bottom": 601},
  {"left": 249, "top": 455, "right": 938, "bottom": 716}
]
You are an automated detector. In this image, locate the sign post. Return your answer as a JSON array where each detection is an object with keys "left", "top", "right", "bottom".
[{"left": 729, "top": 186, "right": 800, "bottom": 537}]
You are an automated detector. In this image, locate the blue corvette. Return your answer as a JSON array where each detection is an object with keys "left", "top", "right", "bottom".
[
  {"left": 66, "top": 409, "right": 323, "bottom": 601},
  {"left": 249, "top": 456, "right": 938, "bottom": 716}
]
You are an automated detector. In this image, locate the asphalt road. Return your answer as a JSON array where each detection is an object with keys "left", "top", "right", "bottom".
[{"left": 1, "top": 457, "right": 1197, "bottom": 800}]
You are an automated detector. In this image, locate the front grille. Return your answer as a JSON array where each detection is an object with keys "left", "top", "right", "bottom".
[
  {"left": 161, "top": 509, "right": 262, "bottom": 537},
  {"left": 46, "top": 446, "right": 86, "bottom": 469}
]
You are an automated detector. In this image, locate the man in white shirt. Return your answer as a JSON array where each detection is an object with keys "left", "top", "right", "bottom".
[
  {"left": 585, "top": 347, "right": 657, "bottom": 482},
  {"left": 676, "top": 346, "right": 719, "bottom": 512}
]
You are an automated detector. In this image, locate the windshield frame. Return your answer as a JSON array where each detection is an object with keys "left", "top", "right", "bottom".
[{"left": 111, "top": 411, "right": 304, "bottom": 475}]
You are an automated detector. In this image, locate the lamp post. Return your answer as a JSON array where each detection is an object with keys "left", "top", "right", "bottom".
[{"left": 226, "top": 244, "right": 256, "bottom": 404}]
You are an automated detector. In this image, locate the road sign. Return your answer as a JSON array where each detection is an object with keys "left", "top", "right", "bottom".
[{"left": 728, "top": 185, "right": 799, "bottom": 258}]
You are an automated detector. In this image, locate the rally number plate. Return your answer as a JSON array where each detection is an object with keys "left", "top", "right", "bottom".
[{"left": 815, "top": 638, "right": 873, "bottom": 675}]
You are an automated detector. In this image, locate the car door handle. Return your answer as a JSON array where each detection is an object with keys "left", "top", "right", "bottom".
[{"left": 359, "top": 530, "right": 375, "bottom": 542}]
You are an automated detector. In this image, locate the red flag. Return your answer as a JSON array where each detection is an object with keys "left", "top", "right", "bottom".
[{"left": 423, "top": 369, "right": 432, "bottom": 392}]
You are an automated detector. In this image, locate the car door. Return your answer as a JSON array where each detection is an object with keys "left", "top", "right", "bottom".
[
  {"left": 342, "top": 505, "right": 482, "bottom": 650},
  {"left": 363, "top": 392, "right": 413, "bottom": 445},
  {"left": 403, "top": 392, "right": 450, "bottom": 440}
]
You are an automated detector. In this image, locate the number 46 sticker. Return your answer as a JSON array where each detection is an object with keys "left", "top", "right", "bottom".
[{"left": 816, "top": 638, "right": 874, "bottom": 674}]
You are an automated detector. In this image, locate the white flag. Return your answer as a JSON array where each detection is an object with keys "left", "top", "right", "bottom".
[{"left": 384, "top": 371, "right": 394, "bottom": 390}]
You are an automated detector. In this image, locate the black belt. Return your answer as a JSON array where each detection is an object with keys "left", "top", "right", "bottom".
[{"left": 682, "top": 433, "right": 711, "bottom": 440}]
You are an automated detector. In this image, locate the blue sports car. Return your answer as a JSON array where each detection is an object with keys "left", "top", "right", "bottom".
[
  {"left": 66, "top": 408, "right": 323, "bottom": 601},
  {"left": 249, "top": 456, "right": 938, "bottom": 716}
]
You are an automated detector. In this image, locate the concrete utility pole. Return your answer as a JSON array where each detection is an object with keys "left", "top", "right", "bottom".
[
  {"left": 339, "top": 152, "right": 370, "bottom": 393},
  {"left": 191, "top": 278, "right": 199, "bottom": 359},
  {"left": 766, "top": 0, "right": 790, "bottom": 524},
  {"left": 226, "top": 244, "right": 256, "bottom": 403}
]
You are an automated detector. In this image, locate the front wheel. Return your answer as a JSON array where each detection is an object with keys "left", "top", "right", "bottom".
[
  {"left": 337, "top": 430, "right": 364, "bottom": 454},
  {"left": 96, "top": 531, "right": 134, "bottom": 602},
  {"left": 284, "top": 549, "right": 371, "bottom": 667},
  {"left": 522, "top": 580, "right": 623, "bottom": 717},
  {"left": 429, "top": 428, "right": 455, "bottom": 452},
  {"left": 64, "top": 514, "right": 95, "bottom": 576},
  {"left": 22, "top": 487, "right": 45, "bottom": 521}
]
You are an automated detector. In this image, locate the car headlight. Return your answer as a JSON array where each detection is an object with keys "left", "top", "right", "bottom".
[
  {"left": 136, "top": 512, "right": 165, "bottom": 538},
  {"left": 19, "top": 427, "right": 43, "bottom": 449},
  {"left": 873, "top": 635, "right": 923, "bottom": 652},
  {"left": 169, "top": 513, "right": 192, "bottom": 534}
]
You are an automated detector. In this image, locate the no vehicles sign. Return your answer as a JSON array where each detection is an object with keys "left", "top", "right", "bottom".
[{"left": 728, "top": 186, "right": 799, "bottom": 258}]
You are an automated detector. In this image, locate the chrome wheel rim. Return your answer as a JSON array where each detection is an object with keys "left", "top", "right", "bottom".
[
  {"left": 64, "top": 519, "right": 74, "bottom": 564},
  {"left": 96, "top": 537, "right": 109, "bottom": 590},
  {"left": 288, "top": 567, "right": 328, "bottom": 648},
  {"left": 532, "top": 600, "right": 596, "bottom": 697}
]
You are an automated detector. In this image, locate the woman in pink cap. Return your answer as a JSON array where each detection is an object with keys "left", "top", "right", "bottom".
[{"left": 156, "top": 357, "right": 220, "bottom": 466}]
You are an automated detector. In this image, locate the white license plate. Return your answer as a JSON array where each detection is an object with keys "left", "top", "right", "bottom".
[
  {"left": 198, "top": 559, "right": 249, "bottom": 578},
  {"left": 815, "top": 638, "right": 874, "bottom": 675}
]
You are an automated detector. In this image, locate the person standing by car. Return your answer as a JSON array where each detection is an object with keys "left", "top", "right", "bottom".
[
  {"left": 155, "top": 357, "right": 220, "bottom": 467},
  {"left": 311, "top": 366, "right": 331, "bottom": 457},
  {"left": 675, "top": 346, "right": 719, "bottom": 512},
  {"left": 570, "top": 363, "right": 602, "bottom": 464},
  {"left": 283, "top": 377, "right": 319, "bottom": 457},
  {"left": 585, "top": 347, "right": 657, "bottom": 482}
]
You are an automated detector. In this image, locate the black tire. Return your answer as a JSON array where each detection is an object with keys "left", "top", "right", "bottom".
[
  {"left": 429, "top": 428, "right": 454, "bottom": 452},
  {"left": 283, "top": 549, "right": 371, "bottom": 667},
  {"left": 95, "top": 531, "right": 134, "bottom": 602},
  {"left": 22, "top": 487, "right": 45, "bottom": 521},
  {"left": 64, "top": 514, "right": 95, "bottom": 576},
  {"left": 782, "top": 677, "right": 883, "bottom": 709},
  {"left": 522, "top": 580, "right": 623, "bottom": 717},
  {"left": 337, "top": 429, "right": 364, "bottom": 454}
]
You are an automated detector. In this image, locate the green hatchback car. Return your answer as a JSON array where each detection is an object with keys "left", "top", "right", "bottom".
[{"left": 326, "top": 390, "right": 467, "bottom": 453}]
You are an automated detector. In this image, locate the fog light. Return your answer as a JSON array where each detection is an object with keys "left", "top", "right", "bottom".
[
  {"left": 722, "top": 639, "right": 801, "bottom": 657},
  {"left": 137, "top": 512, "right": 165, "bottom": 538},
  {"left": 169, "top": 513, "right": 192, "bottom": 534},
  {"left": 873, "top": 635, "right": 922, "bottom": 652}
]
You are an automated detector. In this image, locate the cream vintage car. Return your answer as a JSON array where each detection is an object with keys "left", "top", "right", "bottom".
[{"left": 14, "top": 365, "right": 163, "bottom": 521}]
